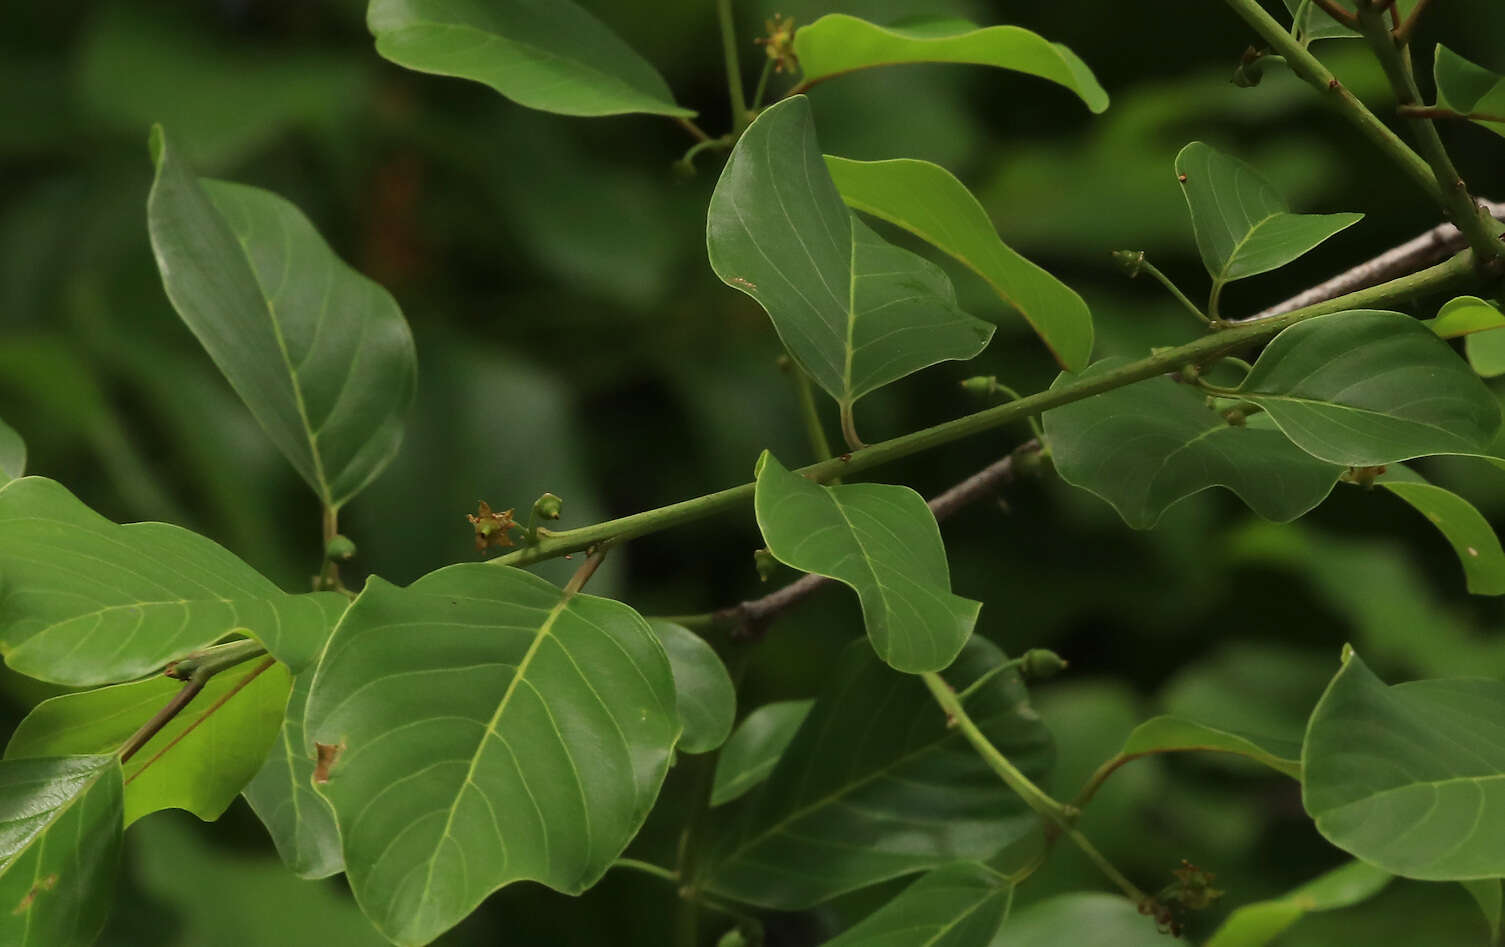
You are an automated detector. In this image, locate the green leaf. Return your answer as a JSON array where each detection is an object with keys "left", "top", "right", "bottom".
[
  {"left": 753, "top": 451, "right": 979, "bottom": 673},
  {"left": 651, "top": 620, "right": 735, "bottom": 754},
  {"left": 303, "top": 563, "right": 679, "bottom": 947},
  {"left": 824, "top": 156, "right": 1093, "bottom": 371},
  {"left": 1278, "top": 0, "right": 1419, "bottom": 43},
  {"left": 1461, "top": 878, "right": 1503, "bottom": 943},
  {"left": 1174, "top": 142, "right": 1362, "bottom": 311},
  {"left": 1204, "top": 860, "right": 1392, "bottom": 947},
  {"left": 1425, "top": 296, "right": 1505, "bottom": 339},
  {"left": 1435, "top": 45, "right": 1505, "bottom": 139},
  {"left": 244, "top": 660, "right": 343, "bottom": 879},
  {"left": 0, "top": 477, "right": 339, "bottom": 686},
  {"left": 709, "top": 699, "right": 813, "bottom": 807},
  {"left": 701, "top": 637, "right": 1052, "bottom": 909},
  {"left": 1115, "top": 715, "right": 1302, "bottom": 780},
  {"left": 6, "top": 660, "right": 290, "bottom": 826},
  {"left": 707, "top": 97, "right": 994, "bottom": 436},
  {"left": 0, "top": 417, "right": 23, "bottom": 484},
  {"left": 1233, "top": 310, "right": 1501, "bottom": 466},
  {"left": 995, "top": 893, "right": 1165, "bottom": 946},
  {"left": 366, "top": 0, "right": 692, "bottom": 118},
  {"left": 1375, "top": 466, "right": 1505, "bottom": 595},
  {"left": 0, "top": 756, "right": 122, "bottom": 947},
  {"left": 823, "top": 862, "right": 1012, "bottom": 947},
  {"left": 147, "top": 126, "right": 417, "bottom": 510},
  {"left": 1043, "top": 359, "right": 1342, "bottom": 529},
  {"left": 793, "top": 15, "right": 1108, "bottom": 113},
  {"left": 1467, "top": 328, "right": 1505, "bottom": 377},
  {"left": 1304, "top": 650, "right": 1505, "bottom": 879}
]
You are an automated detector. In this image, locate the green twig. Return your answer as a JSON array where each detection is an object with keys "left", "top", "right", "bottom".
[
  {"left": 490, "top": 251, "right": 1476, "bottom": 569},
  {"left": 1393, "top": 0, "right": 1433, "bottom": 44},
  {"left": 612, "top": 858, "right": 679, "bottom": 885},
  {"left": 120, "top": 639, "right": 271, "bottom": 763},
  {"left": 1398, "top": 105, "right": 1505, "bottom": 125},
  {"left": 716, "top": 0, "right": 749, "bottom": 130},
  {"left": 786, "top": 359, "right": 835, "bottom": 462},
  {"left": 749, "top": 58, "right": 775, "bottom": 112}
]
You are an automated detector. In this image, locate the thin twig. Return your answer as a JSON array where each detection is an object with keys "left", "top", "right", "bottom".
[
  {"left": 713, "top": 440, "right": 1041, "bottom": 639},
  {"left": 125, "top": 658, "right": 277, "bottom": 782},
  {"left": 120, "top": 679, "right": 206, "bottom": 764},
  {"left": 1230, "top": 198, "right": 1505, "bottom": 323},
  {"left": 1394, "top": 0, "right": 1432, "bottom": 43},
  {"left": 120, "top": 639, "right": 270, "bottom": 762},
  {"left": 1309, "top": 0, "right": 1359, "bottom": 28},
  {"left": 563, "top": 545, "right": 609, "bottom": 596}
]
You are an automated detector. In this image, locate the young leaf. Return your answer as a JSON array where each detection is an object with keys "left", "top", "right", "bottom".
[
  {"left": 1304, "top": 650, "right": 1505, "bottom": 879},
  {"left": 1461, "top": 879, "right": 1503, "bottom": 943},
  {"left": 0, "top": 755, "right": 122, "bottom": 947},
  {"left": 1204, "top": 860, "right": 1392, "bottom": 947},
  {"left": 753, "top": 451, "right": 980, "bottom": 673},
  {"left": 1043, "top": 359, "right": 1342, "bottom": 529},
  {"left": 1000, "top": 893, "right": 1167, "bottom": 946},
  {"left": 303, "top": 563, "right": 679, "bottom": 947},
  {"left": 701, "top": 637, "right": 1052, "bottom": 909},
  {"left": 1234, "top": 310, "right": 1501, "bottom": 466},
  {"left": 366, "top": 0, "right": 693, "bottom": 118},
  {"left": 707, "top": 97, "right": 993, "bottom": 437},
  {"left": 0, "top": 417, "right": 23, "bottom": 484},
  {"left": 823, "top": 861, "right": 1012, "bottom": 947},
  {"left": 1435, "top": 45, "right": 1505, "bottom": 139},
  {"left": 6, "top": 660, "right": 290, "bottom": 825},
  {"left": 1426, "top": 295, "right": 1505, "bottom": 339},
  {"left": 1375, "top": 466, "right": 1505, "bottom": 595},
  {"left": 244, "top": 662, "right": 344, "bottom": 879},
  {"left": 1175, "top": 142, "right": 1361, "bottom": 312},
  {"left": 651, "top": 620, "right": 735, "bottom": 754},
  {"left": 1114, "top": 715, "right": 1302, "bottom": 780},
  {"left": 793, "top": 15, "right": 1108, "bottom": 114},
  {"left": 824, "top": 156, "right": 1093, "bottom": 371},
  {"left": 147, "top": 126, "right": 417, "bottom": 510},
  {"left": 0, "top": 477, "right": 341, "bottom": 686},
  {"left": 709, "top": 699, "right": 813, "bottom": 807}
]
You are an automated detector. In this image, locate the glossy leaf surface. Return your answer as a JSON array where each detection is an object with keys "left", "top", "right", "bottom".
[
  {"left": 651, "top": 620, "right": 735, "bottom": 754},
  {"left": 0, "top": 756, "right": 121, "bottom": 947},
  {"left": 702, "top": 637, "right": 1052, "bottom": 909},
  {"left": 709, "top": 699, "right": 813, "bottom": 807},
  {"left": 754, "top": 451, "right": 979, "bottom": 672},
  {"left": 1116, "top": 715, "right": 1301, "bottom": 779},
  {"left": 823, "top": 861, "right": 1011, "bottom": 947},
  {"left": 147, "top": 126, "right": 416, "bottom": 509},
  {"left": 7, "top": 660, "right": 290, "bottom": 825},
  {"left": 1234, "top": 310, "right": 1501, "bottom": 466},
  {"left": 1426, "top": 296, "right": 1505, "bottom": 339},
  {"left": 793, "top": 15, "right": 1108, "bottom": 113},
  {"left": 708, "top": 97, "right": 993, "bottom": 422},
  {"left": 0, "top": 477, "right": 339, "bottom": 686},
  {"left": 1304, "top": 651, "right": 1505, "bottom": 879},
  {"left": 1205, "top": 860, "right": 1391, "bottom": 947},
  {"left": 1376, "top": 466, "right": 1505, "bottom": 595},
  {"left": 1175, "top": 142, "right": 1361, "bottom": 303},
  {"left": 1043, "top": 360, "right": 1342, "bottom": 529},
  {"left": 825, "top": 156, "right": 1092, "bottom": 370},
  {"left": 367, "top": 0, "right": 693, "bottom": 118},
  {"left": 303, "top": 563, "right": 679, "bottom": 946},
  {"left": 1435, "top": 45, "right": 1505, "bottom": 139}
]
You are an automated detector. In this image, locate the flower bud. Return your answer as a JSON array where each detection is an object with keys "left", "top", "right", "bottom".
[
  {"left": 1022, "top": 648, "right": 1068, "bottom": 680},
  {"left": 960, "top": 375, "right": 998, "bottom": 397},
  {"left": 325, "top": 534, "right": 357, "bottom": 562},
  {"left": 532, "top": 492, "right": 563, "bottom": 521},
  {"left": 1112, "top": 249, "right": 1146, "bottom": 277},
  {"left": 754, "top": 548, "right": 778, "bottom": 583}
]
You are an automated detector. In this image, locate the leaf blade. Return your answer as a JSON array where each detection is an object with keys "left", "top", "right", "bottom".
[
  {"left": 710, "top": 699, "right": 814, "bottom": 807},
  {"left": 1376, "top": 466, "right": 1505, "bottom": 595},
  {"left": 651, "top": 620, "right": 735, "bottom": 754},
  {"left": 824, "top": 861, "right": 1011, "bottom": 947}
]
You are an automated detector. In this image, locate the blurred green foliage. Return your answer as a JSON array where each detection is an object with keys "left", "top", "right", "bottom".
[{"left": 4, "top": 0, "right": 1505, "bottom": 944}]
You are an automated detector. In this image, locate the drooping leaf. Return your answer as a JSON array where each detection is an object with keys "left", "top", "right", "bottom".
[
  {"left": 147, "top": 126, "right": 417, "bottom": 510},
  {"left": 1461, "top": 878, "right": 1503, "bottom": 943},
  {"left": 651, "top": 620, "right": 735, "bottom": 754},
  {"left": 6, "top": 660, "right": 290, "bottom": 826},
  {"left": 793, "top": 15, "right": 1108, "bottom": 113},
  {"left": 0, "top": 477, "right": 341, "bottom": 686},
  {"left": 707, "top": 97, "right": 993, "bottom": 435},
  {"left": 1114, "top": 715, "right": 1301, "bottom": 780},
  {"left": 1375, "top": 466, "right": 1505, "bottom": 595},
  {"left": 303, "top": 563, "right": 679, "bottom": 947},
  {"left": 995, "top": 893, "right": 1165, "bottom": 946},
  {"left": 701, "top": 637, "right": 1052, "bottom": 909},
  {"left": 1435, "top": 45, "right": 1505, "bottom": 139},
  {"left": 824, "top": 156, "right": 1093, "bottom": 371},
  {"left": 1174, "top": 142, "right": 1361, "bottom": 312},
  {"left": 0, "top": 418, "right": 23, "bottom": 484},
  {"left": 710, "top": 699, "right": 814, "bottom": 807},
  {"left": 0, "top": 755, "right": 122, "bottom": 947},
  {"left": 366, "top": 0, "right": 693, "bottom": 118},
  {"left": 1204, "top": 860, "right": 1392, "bottom": 947},
  {"left": 823, "top": 861, "right": 1012, "bottom": 947},
  {"left": 753, "top": 451, "right": 979, "bottom": 673},
  {"left": 1233, "top": 310, "right": 1501, "bottom": 466},
  {"left": 1304, "top": 650, "right": 1505, "bottom": 879},
  {"left": 1043, "top": 359, "right": 1342, "bottom": 529},
  {"left": 244, "top": 662, "right": 344, "bottom": 879}
]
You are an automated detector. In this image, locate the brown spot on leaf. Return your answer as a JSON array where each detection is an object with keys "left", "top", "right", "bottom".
[
  {"left": 314, "top": 741, "right": 345, "bottom": 784},
  {"left": 14, "top": 874, "right": 58, "bottom": 914}
]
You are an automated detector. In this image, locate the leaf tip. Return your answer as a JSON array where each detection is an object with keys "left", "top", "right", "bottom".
[{"left": 147, "top": 124, "right": 166, "bottom": 169}]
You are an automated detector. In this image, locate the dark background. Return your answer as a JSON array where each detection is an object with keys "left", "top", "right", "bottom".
[{"left": 5, "top": 1, "right": 1505, "bottom": 943}]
